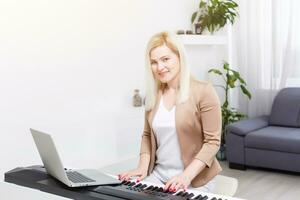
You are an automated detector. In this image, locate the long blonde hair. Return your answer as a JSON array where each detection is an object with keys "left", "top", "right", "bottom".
[{"left": 144, "top": 31, "right": 191, "bottom": 111}]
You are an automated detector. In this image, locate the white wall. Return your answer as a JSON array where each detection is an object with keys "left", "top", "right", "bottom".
[{"left": 0, "top": 0, "right": 227, "bottom": 176}]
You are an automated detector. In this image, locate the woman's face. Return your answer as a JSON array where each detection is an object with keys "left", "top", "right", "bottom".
[{"left": 150, "top": 45, "right": 180, "bottom": 84}]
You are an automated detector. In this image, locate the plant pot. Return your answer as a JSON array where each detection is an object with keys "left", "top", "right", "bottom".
[{"left": 216, "top": 144, "right": 226, "bottom": 161}]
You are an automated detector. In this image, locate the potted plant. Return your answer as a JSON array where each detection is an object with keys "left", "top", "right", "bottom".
[
  {"left": 208, "top": 62, "right": 251, "bottom": 160},
  {"left": 191, "top": 0, "right": 239, "bottom": 34}
]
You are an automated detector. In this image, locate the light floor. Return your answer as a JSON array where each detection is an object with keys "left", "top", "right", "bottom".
[
  {"left": 101, "top": 158, "right": 300, "bottom": 200},
  {"left": 219, "top": 161, "right": 300, "bottom": 200}
]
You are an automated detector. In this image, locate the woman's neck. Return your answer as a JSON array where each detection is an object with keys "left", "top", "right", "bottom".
[{"left": 166, "top": 73, "right": 180, "bottom": 91}]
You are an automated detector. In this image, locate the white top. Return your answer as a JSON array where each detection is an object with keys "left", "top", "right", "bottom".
[{"left": 151, "top": 96, "right": 184, "bottom": 182}]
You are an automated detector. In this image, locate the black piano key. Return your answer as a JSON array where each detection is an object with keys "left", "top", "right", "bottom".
[
  {"left": 145, "top": 185, "right": 154, "bottom": 190},
  {"left": 176, "top": 191, "right": 183, "bottom": 196},
  {"left": 128, "top": 182, "right": 136, "bottom": 186},
  {"left": 123, "top": 181, "right": 131, "bottom": 185},
  {"left": 134, "top": 183, "right": 142, "bottom": 188},
  {"left": 211, "top": 197, "right": 218, "bottom": 200},
  {"left": 140, "top": 184, "right": 148, "bottom": 189},
  {"left": 152, "top": 186, "right": 159, "bottom": 191},
  {"left": 186, "top": 193, "right": 194, "bottom": 200},
  {"left": 157, "top": 187, "right": 164, "bottom": 192},
  {"left": 186, "top": 193, "right": 194, "bottom": 198},
  {"left": 218, "top": 198, "right": 223, "bottom": 200},
  {"left": 127, "top": 181, "right": 133, "bottom": 185},
  {"left": 181, "top": 192, "right": 189, "bottom": 197},
  {"left": 194, "top": 194, "right": 203, "bottom": 200},
  {"left": 200, "top": 195, "right": 209, "bottom": 200}
]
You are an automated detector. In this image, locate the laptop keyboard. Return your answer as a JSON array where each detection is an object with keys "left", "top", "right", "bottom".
[{"left": 66, "top": 171, "right": 96, "bottom": 183}]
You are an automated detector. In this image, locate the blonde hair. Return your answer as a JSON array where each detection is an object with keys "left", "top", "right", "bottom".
[{"left": 144, "top": 31, "right": 191, "bottom": 111}]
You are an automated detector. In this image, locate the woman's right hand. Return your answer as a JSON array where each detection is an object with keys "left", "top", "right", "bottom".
[{"left": 118, "top": 167, "right": 148, "bottom": 182}]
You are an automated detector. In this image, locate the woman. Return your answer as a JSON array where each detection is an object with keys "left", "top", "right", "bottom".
[{"left": 119, "top": 31, "right": 222, "bottom": 193}]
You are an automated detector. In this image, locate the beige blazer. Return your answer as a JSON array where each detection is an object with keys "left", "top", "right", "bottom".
[{"left": 140, "top": 78, "right": 222, "bottom": 187}]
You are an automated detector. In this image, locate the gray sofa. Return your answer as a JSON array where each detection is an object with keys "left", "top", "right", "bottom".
[{"left": 226, "top": 88, "right": 300, "bottom": 172}]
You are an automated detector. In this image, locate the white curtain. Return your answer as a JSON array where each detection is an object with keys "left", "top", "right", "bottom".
[{"left": 232, "top": 0, "right": 300, "bottom": 117}]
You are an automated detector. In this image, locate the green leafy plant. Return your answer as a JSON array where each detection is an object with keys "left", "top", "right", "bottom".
[
  {"left": 191, "top": 0, "right": 238, "bottom": 34},
  {"left": 208, "top": 62, "right": 251, "bottom": 145}
]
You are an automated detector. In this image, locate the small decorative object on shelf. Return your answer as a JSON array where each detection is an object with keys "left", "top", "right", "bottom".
[
  {"left": 177, "top": 30, "right": 185, "bottom": 35},
  {"left": 194, "top": 23, "right": 202, "bottom": 34},
  {"left": 133, "top": 89, "right": 142, "bottom": 107},
  {"left": 185, "top": 30, "right": 193, "bottom": 35}
]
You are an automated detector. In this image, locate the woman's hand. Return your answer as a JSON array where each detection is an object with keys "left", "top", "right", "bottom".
[
  {"left": 119, "top": 154, "right": 150, "bottom": 182},
  {"left": 118, "top": 167, "right": 148, "bottom": 182},
  {"left": 164, "top": 159, "right": 206, "bottom": 192},
  {"left": 164, "top": 173, "right": 191, "bottom": 192}
]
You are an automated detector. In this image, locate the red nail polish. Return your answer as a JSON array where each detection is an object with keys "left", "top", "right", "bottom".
[{"left": 137, "top": 179, "right": 140, "bottom": 183}]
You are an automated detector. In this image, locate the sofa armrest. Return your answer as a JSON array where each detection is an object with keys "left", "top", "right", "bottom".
[{"left": 226, "top": 115, "right": 269, "bottom": 136}]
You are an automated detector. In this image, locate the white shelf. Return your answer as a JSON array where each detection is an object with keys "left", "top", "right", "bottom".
[{"left": 179, "top": 35, "right": 228, "bottom": 45}]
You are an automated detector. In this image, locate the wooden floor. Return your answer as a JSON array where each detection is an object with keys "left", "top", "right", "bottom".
[
  {"left": 100, "top": 157, "right": 300, "bottom": 200},
  {"left": 219, "top": 161, "right": 300, "bottom": 200}
]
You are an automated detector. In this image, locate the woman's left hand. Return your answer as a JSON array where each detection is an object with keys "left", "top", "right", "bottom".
[{"left": 164, "top": 173, "right": 191, "bottom": 192}]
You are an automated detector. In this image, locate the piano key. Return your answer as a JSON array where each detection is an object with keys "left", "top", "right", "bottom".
[
  {"left": 181, "top": 192, "right": 189, "bottom": 197},
  {"left": 194, "top": 194, "right": 203, "bottom": 199},
  {"left": 152, "top": 186, "right": 159, "bottom": 191},
  {"left": 134, "top": 183, "right": 142, "bottom": 188},
  {"left": 145, "top": 185, "right": 154, "bottom": 190},
  {"left": 186, "top": 192, "right": 194, "bottom": 197},
  {"left": 128, "top": 182, "right": 136, "bottom": 186},
  {"left": 175, "top": 191, "right": 183, "bottom": 196},
  {"left": 123, "top": 181, "right": 131, "bottom": 185},
  {"left": 140, "top": 184, "right": 148, "bottom": 189},
  {"left": 186, "top": 193, "right": 194, "bottom": 198}
]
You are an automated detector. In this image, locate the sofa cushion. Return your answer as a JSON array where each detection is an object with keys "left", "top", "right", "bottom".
[
  {"left": 245, "top": 126, "right": 300, "bottom": 154},
  {"left": 269, "top": 88, "right": 300, "bottom": 127},
  {"left": 226, "top": 116, "right": 269, "bottom": 136}
]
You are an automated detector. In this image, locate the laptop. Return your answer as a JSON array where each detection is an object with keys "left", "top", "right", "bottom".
[{"left": 30, "top": 128, "right": 121, "bottom": 187}]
